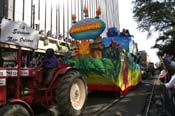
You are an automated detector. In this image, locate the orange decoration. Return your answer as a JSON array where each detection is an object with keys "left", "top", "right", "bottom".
[
  {"left": 79, "top": 40, "right": 90, "bottom": 55},
  {"left": 92, "top": 50, "right": 102, "bottom": 58},
  {"left": 71, "top": 14, "right": 76, "bottom": 21},
  {"left": 96, "top": 7, "right": 101, "bottom": 17},
  {"left": 83, "top": 6, "right": 88, "bottom": 17}
]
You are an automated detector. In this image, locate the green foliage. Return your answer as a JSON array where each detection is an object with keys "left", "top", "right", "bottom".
[
  {"left": 132, "top": 0, "right": 175, "bottom": 52},
  {"left": 66, "top": 56, "right": 122, "bottom": 81}
]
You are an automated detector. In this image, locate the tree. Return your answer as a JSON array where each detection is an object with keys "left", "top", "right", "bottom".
[{"left": 132, "top": 0, "right": 175, "bottom": 55}]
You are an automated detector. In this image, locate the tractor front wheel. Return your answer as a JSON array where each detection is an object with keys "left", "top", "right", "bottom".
[
  {"left": 56, "top": 70, "right": 87, "bottom": 116},
  {"left": 0, "top": 104, "right": 30, "bottom": 116}
]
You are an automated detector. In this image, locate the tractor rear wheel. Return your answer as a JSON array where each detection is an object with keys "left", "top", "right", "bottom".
[
  {"left": 0, "top": 104, "right": 30, "bottom": 116},
  {"left": 56, "top": 70, "right": 87, "bottom": 116}
]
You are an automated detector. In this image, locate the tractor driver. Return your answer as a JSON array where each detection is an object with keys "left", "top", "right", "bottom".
[{"left": 42, "top": 48, "right": 58, "bottom": 86}]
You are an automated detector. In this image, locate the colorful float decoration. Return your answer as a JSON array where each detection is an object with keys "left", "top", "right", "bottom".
[
  {"left": 67, "top": 7, "right": 141, "bottom": 94},
  {"left": 69, "top": 6, "right": 105, "bottom": 40},
  {"left": 69, "top": 18, "right": 105, "bottom": 40}
]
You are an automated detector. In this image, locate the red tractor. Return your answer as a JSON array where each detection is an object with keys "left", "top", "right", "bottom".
[
  {"left": 0, "top": 19, "right": 87, "bottom": 116},
  {"left": 0, "top": 48, "right": 87, "bottom": 116}
]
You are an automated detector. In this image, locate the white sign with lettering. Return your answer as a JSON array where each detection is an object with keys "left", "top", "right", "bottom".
[
  {"left": 0, "top": 78, "right": 6, "bottom": 86},
  {"left": 0, "top": 18, "right": 39, "bottom": 49},
  {"left": 0, "top": 70, "right": 29, "bottom": 76}
]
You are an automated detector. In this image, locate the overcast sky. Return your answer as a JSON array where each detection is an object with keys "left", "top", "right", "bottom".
[{"left": 118, "top": 0, "right": 159, "bottom": 63}]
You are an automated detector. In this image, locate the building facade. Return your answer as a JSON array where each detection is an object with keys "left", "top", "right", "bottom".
[{"left": 0, "top": 0, "right": 120, "bottom": 39}]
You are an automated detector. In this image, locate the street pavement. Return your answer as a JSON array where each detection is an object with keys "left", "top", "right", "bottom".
[
  {"left": 37, "top": 77, "right": 157, "bottom": 116},
  {"left": 82, "top": 78, "right": 156, "bottom": 116},
  {"left": 98, "top": 79, "right": 155, "bottom": 116}
]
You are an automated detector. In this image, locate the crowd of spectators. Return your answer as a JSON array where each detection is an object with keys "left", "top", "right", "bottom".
[
  {"left": 119, "top": 28, "right": 134, "bottom": 37},
  {"left": 161, "top": 53, "right": 175, "bottom": 89},
  {"left": 106, "top": 27, "right": 134, "bottom": 38}
]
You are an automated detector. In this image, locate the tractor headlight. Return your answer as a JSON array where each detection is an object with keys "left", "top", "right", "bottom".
[
  {"left": 0, "top": 78, "right": 6, "bottom": 86},
  {"left": 141, "top": 70, "right": 145, "bottom": 74}
]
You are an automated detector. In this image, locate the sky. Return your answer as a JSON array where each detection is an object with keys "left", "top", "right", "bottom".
[{"left": 118, "top": 0, "right": 159, "bottom": 63}]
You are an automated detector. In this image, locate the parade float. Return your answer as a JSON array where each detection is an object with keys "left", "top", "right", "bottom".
[{"left": 67, "top": 6, "right": 142, "bottom": 94}]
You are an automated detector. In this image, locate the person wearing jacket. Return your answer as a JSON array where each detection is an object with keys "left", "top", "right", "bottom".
[{"left": 42, "top": 48, "right": 58, "bottom": 86}]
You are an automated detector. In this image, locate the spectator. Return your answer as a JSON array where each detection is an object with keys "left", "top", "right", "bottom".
[
  {"left": 42, "top": 48, "right": 58, "bottom": 86},
  {"left": 163, "top": 53, "right": 175, "bottom": 88},
  {"left": 125, "top": 29, "right": 131, "bottom": 37},
  {"left": 164, "top": 74, "right": 175, "bottom": 89},
  {"left": 0, "top": 54, "right": 4, "bottom": 67},
  {"left": 159, "top": 67, "right": 168, "bottom": 83},
  {"left": 120, "top": 28, "right": 126, "bottom": 37},
  {"left": 120, "top": 29, "right": 134, "bottom": 37},
  {"left": 30, "top": 54, "right": 43, "bottom": 67},
  {"left": 163, "top": 54, "right": 175, "bottom": 69},
  {"left": 125, "top": 29, "right": 134, "bottom": 37}
]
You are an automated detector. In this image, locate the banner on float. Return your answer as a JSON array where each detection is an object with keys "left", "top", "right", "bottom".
[
  {"left": 69, "top": 18, "right": 106, "bottom": 40},
  {"left": 0, "top": 18, "right": 39, "bottom": 49}
]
